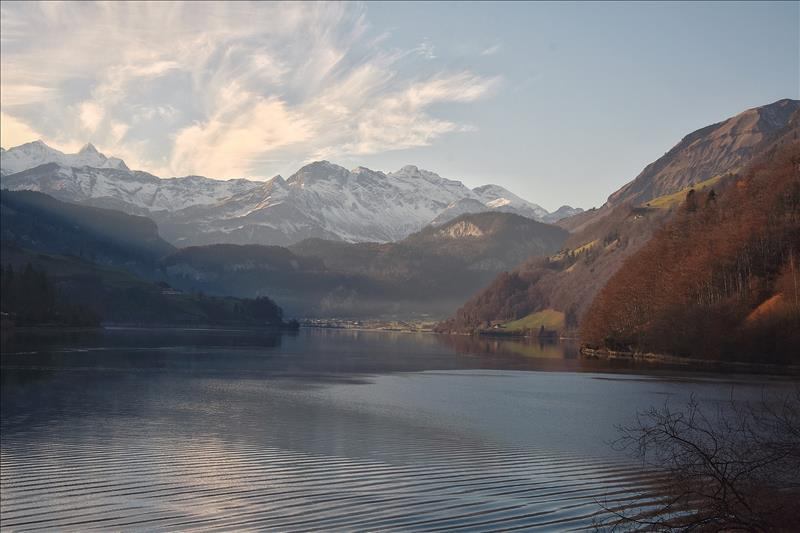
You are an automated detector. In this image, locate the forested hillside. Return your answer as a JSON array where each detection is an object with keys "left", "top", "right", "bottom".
[
  {"left": 437, "top": 198, "right": 673, "bottom": 333},
  {"left": 438, "top": 100, "right": 799, "bottom": 335},
  {"left": 164, "top": 212, "right": 567, "bottom": 318},
  {"left": 1, "top": 190, "right": 174, "bottom": 277},
  {"left": 581, "top": 138, "right": 800, "bottom": 362},
  {"left": 1, "top": 244, "right": 287, "bottom": 328}
]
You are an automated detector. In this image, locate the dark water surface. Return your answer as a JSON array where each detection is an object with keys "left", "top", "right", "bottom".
[{"left": 1, "top": 328, "right": 794, "bottom": 531}]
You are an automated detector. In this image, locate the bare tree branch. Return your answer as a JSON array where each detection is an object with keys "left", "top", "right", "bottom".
[{"left": 596, "top": 390, "right": 800, "bottom": 531}]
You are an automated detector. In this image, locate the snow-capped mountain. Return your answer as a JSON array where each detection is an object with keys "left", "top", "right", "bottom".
[
  {"left": 430, "top": 184, "right": 580, "bottom": 227},
  {"left": 158, "top": 162, "right": 483, "bottom": 245},
  {"left": 472, "top": 184, "right": 550, "bottom": 221},
  {"left": 542, "top": 205, "right": 584, "bottom": 223},
  {"left": 430, "top": 198, "right": 493, "bottom": 226},
  {"left": 1, "top": 140, "right": 580, "bottom": 246},
  {"left": 0, "top": 141, "right": 128, "bottom": 176},
  {"left": 1, "top": 144, "right": 258, "bottom": 212}
]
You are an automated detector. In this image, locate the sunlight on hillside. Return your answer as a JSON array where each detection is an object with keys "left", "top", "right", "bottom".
[
  {"left": 503, "top": 309, "right": 565, "bottom": 332},
  {"left": 549, "top": 239, "right": 598, "bottom": 261},
  {"left": 644, "top": 174, "right": 725, "bottom": 209}
]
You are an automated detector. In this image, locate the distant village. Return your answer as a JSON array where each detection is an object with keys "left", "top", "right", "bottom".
[{"left": 300, "top": 318, "right": 437, "bottom": 333}]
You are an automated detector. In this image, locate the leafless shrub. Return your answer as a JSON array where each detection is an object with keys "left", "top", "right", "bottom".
[{"left": 597, "top": 390, "right": 800, "bottom": 531}]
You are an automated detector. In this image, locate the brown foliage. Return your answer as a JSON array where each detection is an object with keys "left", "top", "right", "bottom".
[
  {"left": 440, "top": 103, "right": 799, "bottom": 337},
  {"left": 581, "top": 140, "right": 800, "bottom": 362},
  {"left": 438, "top": 203, "right": 670, "bottom": 333}
]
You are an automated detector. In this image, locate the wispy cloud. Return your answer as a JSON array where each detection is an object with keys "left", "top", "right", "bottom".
[
  {"left": 171, "top": 82, "right": 314, "bottom": 177},
  {"left": 0, "top": 2, "right": 497, "bottom": 178},
  {"left": 481, "top": 43, "right": 502, "bottom": 56},
  {"left": 414, "top": 40, "right": 437, "bottom": 60}
]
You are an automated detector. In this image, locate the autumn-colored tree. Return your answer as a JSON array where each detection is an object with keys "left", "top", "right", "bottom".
[{"left": 581, "top": 137, "right": 800, "bottom": 362}]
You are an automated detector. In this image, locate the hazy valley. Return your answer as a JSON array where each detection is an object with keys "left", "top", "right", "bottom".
[{"left": 3, "top": 99, "right": 799, "bottom": 339}]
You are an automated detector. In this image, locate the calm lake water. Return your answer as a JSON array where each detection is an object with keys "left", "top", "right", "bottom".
[{"left": 1, "top": 328, "right": 795, "bottom": 531}]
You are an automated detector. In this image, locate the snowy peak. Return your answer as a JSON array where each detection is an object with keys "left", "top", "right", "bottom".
[
  {"left": 69, "top": 142, "right": 129, "bottom": 171},
  {"left": 389, "top": 164, "right": 464, "bottom": 188},
  {"left": 0, "top": 140, "right": 62, "bottom": 175},
  {"left": 0, "top": 139, "right": 129, "bottom": 175},
  {"left": 1, "top": 141, "right": 559, "bottom": 246},
  {"left": 287, "top": 161, "right": 351, "bottom": 186},
  {"left": 542, "top": 205, "right": 584, "bottom": 223},
  {"left": 430, "top": 198, "right": 490, "bottom": 226},
  {"left": 79, "top": 142, "right": 100, "bottom": 155},
  {"left": 472, "top": 184, "right": 549, "bottom": 220}
]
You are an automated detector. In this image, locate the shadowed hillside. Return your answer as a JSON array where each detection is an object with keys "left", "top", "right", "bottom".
[
  {"left": 1, "top": 244, "right": 286, "bottom": 328},
  {"left": 163, "top": 212, "right": 567, "bottom": 318},
  {"left": 292, "top": 211, "right": 567, "bottom": 280},
  {"left": 1, "top": 190, "right": 174, "bottom": 278}
]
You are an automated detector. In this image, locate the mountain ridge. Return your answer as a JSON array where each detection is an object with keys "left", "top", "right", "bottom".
[
  {"left": 1, "top": 142, "right": 580, "bottom": 246},
  {"left": 167, "top": 210, "right": 568, "bottom": 317},
  {"left": 438, "top": 98, "right": 799, "bottom": 334},
  {"left": 0, "top": 140, "right": 128, "bottom": 176},
  {"left": 608, "top": 98, "right": 800, "bottom": 207}
]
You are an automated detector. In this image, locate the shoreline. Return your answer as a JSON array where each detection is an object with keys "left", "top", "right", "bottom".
[
  {"left": 5, "top": 322, "right": 798, "bottom": 376},
  {"left": 580, "top": 346, "right": 800, "bottom": 376}
]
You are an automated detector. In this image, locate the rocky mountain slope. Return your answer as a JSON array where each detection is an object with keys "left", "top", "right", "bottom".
[
  {"left": 439, "top": 98, "right": 800, "bottom": 334},
  {"left": 609, "top": 98, "right": 800, "bottom": 207},
  {"left": 1, "top": 143, "right": 579, "bottom": 246},
  {"left": 583, "top": 133, "right": 800, "bottom": 362}
]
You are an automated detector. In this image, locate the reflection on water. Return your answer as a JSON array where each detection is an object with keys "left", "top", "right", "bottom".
[{"left": 1, "top": 328, "right": 794, "bottom": 531}]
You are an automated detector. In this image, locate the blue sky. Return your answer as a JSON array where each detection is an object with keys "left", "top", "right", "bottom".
[{"left": 1, "top": 1, "right": 797, "bottom": 210}]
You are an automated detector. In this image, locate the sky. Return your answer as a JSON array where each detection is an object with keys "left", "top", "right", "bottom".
[{"left": 1, "top": 1, "right": 797, "bottom": 211}]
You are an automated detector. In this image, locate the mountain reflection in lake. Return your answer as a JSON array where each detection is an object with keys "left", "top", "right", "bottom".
[{"left": 1, "top": 328, "right": 794, "bottom": 531}]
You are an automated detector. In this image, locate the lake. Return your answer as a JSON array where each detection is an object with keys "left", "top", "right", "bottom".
[{"left": 1, "top": 328, "right": 795, "bottom": 531}]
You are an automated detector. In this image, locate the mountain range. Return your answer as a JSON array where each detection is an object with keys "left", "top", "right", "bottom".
[
  {"left": 0, "top": 191, "right": 288, "bottom": 327},
  {"left": 0, "top": 142, "right": 580, "bottom": 247},
  {"left": 1, "top": 189, "right": 567, "bottom": 318}
]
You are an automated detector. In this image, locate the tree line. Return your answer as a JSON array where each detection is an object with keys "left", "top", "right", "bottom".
[
  {"left": 1, "top": 262, "right": 292, "bottom": 328},
  {"left": 1, "top": 263, "right": 99, "bottom": 326}
]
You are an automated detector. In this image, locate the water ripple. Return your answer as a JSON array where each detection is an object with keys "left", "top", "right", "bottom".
[{"left": 0, "top": 434, "right": 660, "bottom": 532}]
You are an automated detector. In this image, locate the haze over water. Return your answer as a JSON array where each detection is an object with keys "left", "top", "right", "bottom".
[{"left": 1, "top": 328, "right": 792, "bottom": 531}]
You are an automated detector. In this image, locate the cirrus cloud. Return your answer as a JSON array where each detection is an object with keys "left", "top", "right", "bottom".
[{"left": 0, "top": 1, "right": 498, "bottom": 178}]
